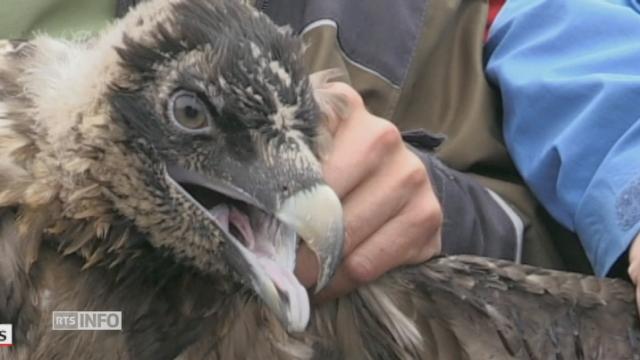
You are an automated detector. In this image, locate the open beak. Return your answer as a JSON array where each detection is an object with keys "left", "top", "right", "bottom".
[{"left": 166, "top": 164, "right": 344, "bottom": 332}]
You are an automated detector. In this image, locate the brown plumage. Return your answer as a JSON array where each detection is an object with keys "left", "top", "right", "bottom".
[{"left": 0, "top": 0, "right": 638, "bottom": 359}]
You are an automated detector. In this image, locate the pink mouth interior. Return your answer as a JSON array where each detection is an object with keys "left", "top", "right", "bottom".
[{"left": 209, "top": 204, "right": 301, "bottom": 297}]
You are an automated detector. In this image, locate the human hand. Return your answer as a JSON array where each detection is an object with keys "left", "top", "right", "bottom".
[
  {"left": 628, "top": 234, "right": 640, "bottom": 318},
  {"left": 294, "top": 82, "right": 443, "bottom": 302}
]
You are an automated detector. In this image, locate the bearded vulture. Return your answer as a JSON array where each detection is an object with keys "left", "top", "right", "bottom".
[{"left": 0, "top": 0, "right": 638, "bottom": 359}]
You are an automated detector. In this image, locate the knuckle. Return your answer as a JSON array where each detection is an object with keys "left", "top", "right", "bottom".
[
  {"left": 429, "top": 202, "right": 444, "bottom": 230},
  {"left": 404, "top": 225, "right": 442, "bottom": 265},
  {"left": 344, "top": 255, "right": 376, "bottom": 283},
  {"left": 403, "top": 156, "right": 428, "bottom": 187},
  {"left": 408, "top": 196, "right": 443, "bottom": 231},
  {"left": 372, "top": 120, "right": 402, "bottom": 150},
  {"left": 411, "top": 239, "right": 441, "bottom": 264}
]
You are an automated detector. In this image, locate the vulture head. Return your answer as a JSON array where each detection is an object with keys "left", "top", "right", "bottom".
[{"left": 0, "top": 0, "right": 344, "bottom": 332}]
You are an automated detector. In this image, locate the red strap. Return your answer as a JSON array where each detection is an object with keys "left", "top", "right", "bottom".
[{"left": 485, "top": 0, "right": 506, "bottom": 41}]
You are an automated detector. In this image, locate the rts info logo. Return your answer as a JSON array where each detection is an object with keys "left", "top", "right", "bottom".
[{"left": 0, "top": 324, "right": 12, "bottom": 347}]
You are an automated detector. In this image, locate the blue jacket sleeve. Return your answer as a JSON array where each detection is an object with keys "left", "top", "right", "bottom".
[{"left": 485, "top": 0, "right": 640, "bottom": 276}]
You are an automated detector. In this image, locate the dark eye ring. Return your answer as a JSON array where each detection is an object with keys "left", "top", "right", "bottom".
[{"left": 168, "top": 90, "right": 212, "bottom": 132}]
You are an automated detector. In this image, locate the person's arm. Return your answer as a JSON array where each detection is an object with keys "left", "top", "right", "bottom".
[
  {"left": 485, "top": 0, "right": 640, "bottom": 278},
  {"left": 404, "top": 130, "right": 523, "bottom": 263},
  {"left": 297, "top": 83, "right": 523, "bottom": 301}
]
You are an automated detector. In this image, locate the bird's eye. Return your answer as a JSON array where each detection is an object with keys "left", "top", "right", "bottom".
[{"left": 169, "top": 91, "right": 212, "bottom": 132}]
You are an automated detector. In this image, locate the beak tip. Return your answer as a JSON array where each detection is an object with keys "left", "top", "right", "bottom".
[
  {"left": 312, "top": 254, "right": 340, "bottom": 293},
  {"left": 313, "top": 276, "right": 330, "bottom": 294},
  {"left": 277, "top": 184, "right": 345, "bottom": 294}
]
